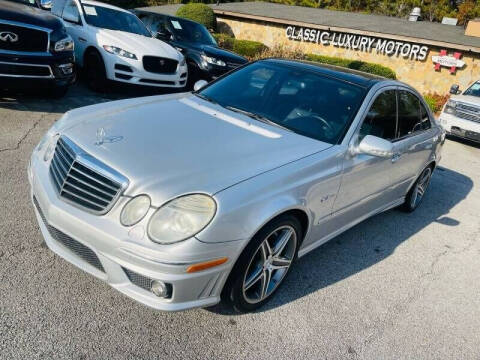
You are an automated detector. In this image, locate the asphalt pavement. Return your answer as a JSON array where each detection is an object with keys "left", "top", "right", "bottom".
[{"left": 0, "top": 82, "right": 479, "bottom": 359}]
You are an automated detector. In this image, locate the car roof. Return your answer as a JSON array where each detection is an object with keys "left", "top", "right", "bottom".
[
  {"left": 81, "top": 0, "right": 130, "bottom": 13},
  {"left": 135, "top": 9, "right": 205, "bottom": 27},
  {"left": 261, "top": 58, "right": 387, "bottom": 89}
]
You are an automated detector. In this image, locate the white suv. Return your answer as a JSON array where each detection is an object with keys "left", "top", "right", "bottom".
[
  {"left": 439, "top": 82, "right": 480, "bottom": 143},
  {"left": 51, "top": 0, "right": 188, "bottom": 91}
]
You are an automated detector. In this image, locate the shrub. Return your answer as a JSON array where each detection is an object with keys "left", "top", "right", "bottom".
[
  {"left": 176, "top": 3, "right": 216, "bottom": 30},
  {"left": 305, "top": 54, "right": 397, "bottom": 79},
  {"left": 213, "top": 34, "right": 268, "bottom": 58},
  {"left": 423, "top": 93, "right": 450, "bottom": 114}
]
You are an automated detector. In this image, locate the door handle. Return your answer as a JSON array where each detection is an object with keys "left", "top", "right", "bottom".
[{"left": 391, "top": 152, "right": 402, "bottom": 163}]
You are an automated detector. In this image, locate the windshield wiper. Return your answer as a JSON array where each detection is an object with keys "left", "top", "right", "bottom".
[
  {"left": 194, "top": 92, "right": 218, "bottom": 105},
  {"left": 225, "top": 106, "right": 292, "bottom": 132}
]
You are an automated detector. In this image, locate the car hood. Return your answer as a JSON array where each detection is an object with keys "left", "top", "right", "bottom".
[
  {"left": 0, "top": 0, "right": 64, "bottom": 31},
  {"left": 96, "top": 28, "right": 182, "bottom": 61},
  {"left": 57, "top": 94, "right": 330, "bottom": 205},
  {"left": 451, "top": 94, "right": 480, "bottom": 107},
  {"left": 196, "top": 44, "right": 247, "bottom": 64}
]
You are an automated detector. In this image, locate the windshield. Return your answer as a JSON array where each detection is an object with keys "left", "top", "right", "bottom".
[
  {"left": 463, "top": 82, "right": 480, "bottom": 97},
  {"left": 166, "top": 17, "right": 216, "bottom": 45},
  {"left": 6, "top": 0, "right": 37, "bottom": 6},
  {"left": 82, "top": 5, "right": 151, "bottom": 37},
  {"left": 199, "top": 62, "right": 366, "bottom": 144}
]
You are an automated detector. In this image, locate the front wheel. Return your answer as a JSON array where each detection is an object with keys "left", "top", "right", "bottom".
[
  {"left": 223, "top": 215, "right": 302, "bottom": 313},
  {"left": 401, "top": 165, "right": 433, "bottom": 212},
  {"left": 84, "top": 50, "right": 107, "bottom": 93}
]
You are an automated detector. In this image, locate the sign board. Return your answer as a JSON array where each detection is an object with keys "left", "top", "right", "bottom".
[
  {"left": 432, "top": 50, "right": 465, "bottom": 74},
  {"left": 285, "top": 26, "right": 429, "bottom": 61}
]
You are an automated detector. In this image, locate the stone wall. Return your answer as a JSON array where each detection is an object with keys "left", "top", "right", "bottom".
[{"left": 217, "top": 16, "right": 479, "bottom": 95}]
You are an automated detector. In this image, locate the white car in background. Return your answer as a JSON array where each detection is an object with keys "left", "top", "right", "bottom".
[
  {"left": 51, "top": 0, "right": 188, "bottom": 91},
  {"left": 439, "top": 82, "right": 480, "bottom": 143}
]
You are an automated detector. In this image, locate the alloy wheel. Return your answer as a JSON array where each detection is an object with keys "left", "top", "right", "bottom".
[
  {"left": 410, "top": 167, "right": 432, "bottom": 209},
  {"left": 242, "top": 225, "right": 297, "bottom": 304}
]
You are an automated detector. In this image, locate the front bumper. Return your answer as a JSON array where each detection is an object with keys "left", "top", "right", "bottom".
[
  {"left": 28, "top": 150, "right": 245, "bottom": 311},
  {"left": 105, "top": 54, "right": 188, "bottom": 88},
  {"left": 0, "top": 52, "right": 75, "bottom": 89},
  {"left": 439, "top": 112, "right": 480, "bottom": 143}
]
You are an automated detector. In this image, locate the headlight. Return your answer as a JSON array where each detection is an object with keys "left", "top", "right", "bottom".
[
  {"left": 120, "top": 195, "right": 151, "bottom": 226},
  {"left": 103, "top": 45, "right": 137, "bottom": 60},
  {"left": 445, "top": 100, "right": 457, "bottom": 114},
  {"left": 147, "top": 194, "right": 216, "bottom": 244},
  {"left": 43, "top": 134, "right": 59, "bottom": 162},
  {"left": 201, "top": 54, "right": 226, "bottom": 67},
  {"left": 54, "top": 35, "right": 74, "bottom": 52}
]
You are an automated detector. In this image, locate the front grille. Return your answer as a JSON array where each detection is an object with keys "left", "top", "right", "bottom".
[
  {"left": 0, "top": 62, "right": 52, "bottom": 78},
  {"left": 456, "top": 111, "right": 480, "bottom": 123},
  {"left": 0, "top": 22, "right": 49, "bottom": 53},
  {"left": 139, "top": 79, "right": 175, "bottom": 85},
  {"left": 49, "top": 136, "right": 128, "bottom": 214},
  {"left": 142, "top": 56, "right": 178, "bottom": 74},
  {"left": 33, "top": 197, "right": 105, "bottom": 272},
  {"left": 457, "top": 103, "right": 480, "bottom": 114}
]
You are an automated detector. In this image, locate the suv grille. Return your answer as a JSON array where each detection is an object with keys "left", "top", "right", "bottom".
[
  {"left": 49, "top": 137, "right": 128, "bottom": 214},
  {"left": 456, "top": 102, "right": 480, "bottom": 123},
  {"left": 0, "top": 22, "right": 49, "bottom": 53},
  {"left": 143, "top": 56, "right": 178, "bottom": 74},
  {"left": 33, "top": 197, "right": 105, "bottom": 272},
  {"left": 0, "top": 62, "right": 52, "bottom": 78}
]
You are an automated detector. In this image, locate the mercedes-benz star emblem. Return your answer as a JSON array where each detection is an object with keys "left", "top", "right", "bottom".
[
  {"left": 159, "top": 59, "right": 165, "bottom": 66},
  {"left": 0, "top": 32, "right": 19, "bottom": 43}
]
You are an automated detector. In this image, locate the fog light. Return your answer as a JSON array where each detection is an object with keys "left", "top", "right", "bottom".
[
  {"left": 58, "top": 63, "right": 74, "bottom": 75},
  {"left": 151, "top": 280, "right": 169, "bottom": 298}
]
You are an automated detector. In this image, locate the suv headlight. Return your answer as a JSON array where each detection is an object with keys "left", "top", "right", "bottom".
[
  {"left": 201, "top": 54, "right": 226, "bottom": 67},
  {"left": 54, "top": 35, "right": 74, "bottom": 52},
  {"left": 445, "top": 100, "right": 457, "bottom": 114},
  {"left": 147, "top": 194, "right": 216, "bottom": 244},
  {"left": 103, "top": 45, "right": 137, "bottom": 60},
  {"left": 120, "top": 195, "right": 151, "bottom": 226}
]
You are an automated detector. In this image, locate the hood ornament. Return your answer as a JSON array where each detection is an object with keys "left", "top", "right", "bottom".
[
  {"left": 0, "top": 32, "right": 19, "bottom": 43},
  {"left": 95, "top": 127, "right": 123, "bottom": 146}
]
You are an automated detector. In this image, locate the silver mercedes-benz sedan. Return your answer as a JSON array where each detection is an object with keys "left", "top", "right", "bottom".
[{"left": 29, "top": 59, "right": 445, "bottom": 312}]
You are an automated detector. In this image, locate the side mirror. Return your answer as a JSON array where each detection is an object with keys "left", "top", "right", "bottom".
[
  {"left": 193, "top": 80, "right": 208, "bottom": 92},
  {"left": 63, "top": 12, "right": 80, "bottom": 24},
  {"left": 39, "top": 0, "right": 52, "bottom": 10},
  {"left": 356, "top": 135, "right": 394, "bottom": 158},
  {"left": 449, "top": 84, "right": 460, "bottom": 95}
]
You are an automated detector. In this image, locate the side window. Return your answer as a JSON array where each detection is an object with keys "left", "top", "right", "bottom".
[
  {"left": 398, "top": 90, "right": 424, "bottom": 137},
  {"left": 359, "top": 90, "right": 397, "bottom": 141},
  {"left": 419, "top": 102, "right": 431, "bottom": 131},
  {"left": 62, "top": 0, "right": 80, "bottom": 22},
  {"left": 51, "top": 0, "right": 67, "bottom": 17}
]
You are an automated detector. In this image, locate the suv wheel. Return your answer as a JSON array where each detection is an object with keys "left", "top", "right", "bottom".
[
  {"left": 223, "top": 214, "right": 302, "bottom": 313},
  {"left": 85, "top": 50, "right": 107, "bottom": 92}
]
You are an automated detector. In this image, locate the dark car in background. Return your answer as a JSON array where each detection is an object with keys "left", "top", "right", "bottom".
[
  {"left": 133, "top": 10, "right": 247, "bottom": 87},
  {"left": 0, "top": 0, "right": 76, "bottom": 96}
]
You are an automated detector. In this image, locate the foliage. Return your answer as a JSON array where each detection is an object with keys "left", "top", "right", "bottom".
[
  {"left": 176, "top": 3, "right": 217, "bottom": 30},
  {"left": 213, "top": 34, "right": 268, "bottom": 57},
  {"left": 457, "top": 0, "right": 480, "bottom": 25},
  {"left": 423, "top": 92, "right": 450, "bottom": 113},
  {"left": 305, "top": 53, "right": 397, "bottom": 79}
]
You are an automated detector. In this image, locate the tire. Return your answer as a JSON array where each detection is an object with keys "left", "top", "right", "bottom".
[
  {"left": 401, "top": 165, "right": 433, "bottom": 212},
  {"left": 84, "top": 50, "right": 107, "bottom": 93},
  {"left": 223, "top": 214, "right": 302, "bottom": 313},
  {"left": 186, "top": 62, "right": 200, "bottom": 90}
]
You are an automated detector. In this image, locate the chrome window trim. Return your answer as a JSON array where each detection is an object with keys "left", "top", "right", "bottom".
[
  {"left": 50, "top": 136, "right": 130, "bottom": 215},
  {"left": 0, "top": 61, "right": 54, "bottom": 79},
  {"left": 0, "top": 19, "right": 52, "bottom": 53}
]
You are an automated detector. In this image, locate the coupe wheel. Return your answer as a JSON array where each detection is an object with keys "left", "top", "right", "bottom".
[
  {"left": 85, "top": 51, "right": 107, "bottom": 92},
  {"left": 224, "top": 215, "right": 301, "bottom": 312},
  {"left": 402, "top": 166, "right": 433, "bottom": 212}
]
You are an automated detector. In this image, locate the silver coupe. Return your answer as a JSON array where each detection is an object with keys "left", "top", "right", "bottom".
[{"left": 29, "top": 59, "right": 445, "bottom": 312}]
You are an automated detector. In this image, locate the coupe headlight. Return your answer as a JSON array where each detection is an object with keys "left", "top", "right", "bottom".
[
  {"left": 201, "top": 54, "right": 226, "bottom": 67},
  {"left": 147, "top": 194, "right": 216, "bottom": 244},
  {"left": 445, "top": 100, "right": 457, "bottom": 114},
  {"left": 54, "top": 35, "right": 74, "bottom": 52},
  {"left": 103, "top": 45, "right": 137, "bottom": 60},
  {"left": 120, "top": 195, "right": 151, "bottom": 226},
  {"left": 43, "top": 134, "right": 59, "bottom": 162}
]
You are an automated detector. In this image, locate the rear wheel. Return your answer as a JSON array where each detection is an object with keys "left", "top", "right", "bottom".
[
  {"left": 84, "top": 50, "right": 107, "bottom": 93},
  {"left": 402, "top": 165, "right": 433, "bottom": 212},
  {"left": 223, "top": 215, "right": 302, "bottom": 313}
]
